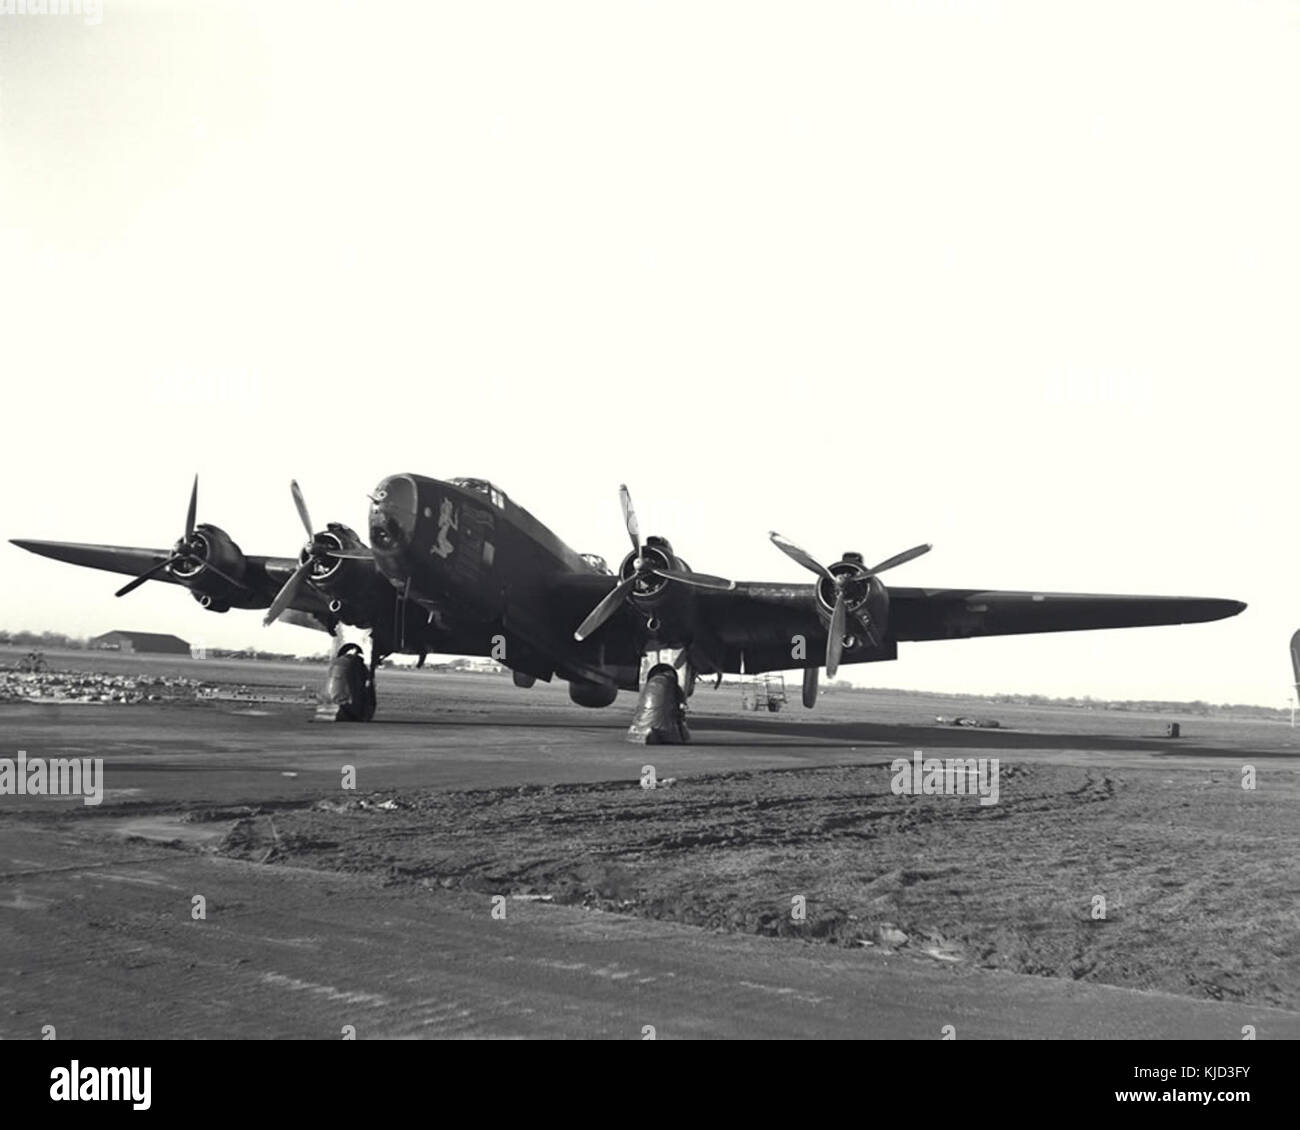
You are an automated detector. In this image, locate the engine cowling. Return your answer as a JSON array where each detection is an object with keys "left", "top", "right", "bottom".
[
  {"left": 568, "top": 679, "right": 619, "bottom": 708},
  {"left": 613, "top": 536, "right": 699, "bottom": 644},
  {"left": 571, "top": 486, "right": 736, "bottom": 644},
  {"left": 769, "top": 530, "right": 928, "bottom": 678},
  {"left": 173, "top": 524, "right": 248, "bottom": 612},
  {"left": 617, "top": 535, "right": 677, "bottom": 610},
  {"left": 301, "top": 523, "right": 373, "bottom": 612},
  {"left": 814, "top": 552, "right": 890, "bottom": 646}
]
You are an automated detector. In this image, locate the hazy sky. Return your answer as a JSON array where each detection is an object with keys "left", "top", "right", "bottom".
[{"left": 1, "top": 1, "right": 1296, "bottom": 705}]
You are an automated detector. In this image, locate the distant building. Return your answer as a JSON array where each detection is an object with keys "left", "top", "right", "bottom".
[
  {"left": 90, "top": 631, "right": 191, "bottom": 656},
  {"left": 446, "top": 657, "right": 505, "bottom": 674}
]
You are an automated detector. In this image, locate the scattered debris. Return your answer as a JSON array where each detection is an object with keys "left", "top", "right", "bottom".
[
  {"left": 259, "top": 814, "right": 284, "bottom": 864},
  {"left": 0, "top": 664, "right": 317, "bottom": 706},
  {"left": 875, "top": 924, "right": 910, "bottom": 949},
  {"left": 934, "top": 715, "right": 1002, "bottom": 729},
  {"left": 919, "top": 942, "right": 964, "bottom": 963},
  {"left": 0, "top": 667, "right": 213, "bottom": 705}
]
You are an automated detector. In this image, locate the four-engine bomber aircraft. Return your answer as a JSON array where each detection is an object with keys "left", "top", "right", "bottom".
[{"left": 12, "top": 474, "right": 1246, "bottom": 721}]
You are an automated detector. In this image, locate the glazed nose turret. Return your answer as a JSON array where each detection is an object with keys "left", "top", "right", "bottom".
[{"left": 369, "top": 475, "right": 419, "bottom": 552}]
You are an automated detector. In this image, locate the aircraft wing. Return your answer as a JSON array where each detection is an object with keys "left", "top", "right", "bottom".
[
  {"left": 696, "top": 584, "right": 1245, "bottom": 674},
  {"left": 12, "top": 540, "right": 191, "bottom": 585},
  {"left": 883, "top": 587, "right": 1248, "bottom": 641},
  {"left": 11, "top": 539, "right": 302, "bottom": 587},
  {"left": 549, "top": 575, "right": 1245, "bottom": 675},
  {"left": 9, "top": 539, "right": 318, "bottom": 613}
]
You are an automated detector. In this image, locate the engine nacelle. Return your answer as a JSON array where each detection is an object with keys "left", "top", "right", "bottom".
[
  {"left": 617, "top": 535, "right": 677, "bottom": 610},
  {"left": 171, "top": 523, "right": 248, "bottom": 608},
  {"left": 303, "top": 523, "right": 373, "bottom": 611},
  {"left": 614, "top": 535, "right": 700, "bottom": 645},
  {"left": 814, "top": 552, "right": 890, "bottom": 645},
  {"left": 568, "top": 679, "right": 618, "bottom": 708}
]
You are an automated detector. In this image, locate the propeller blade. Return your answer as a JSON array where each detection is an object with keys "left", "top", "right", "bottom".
[
  {"left": 861, "top": 616, "right": 881, "bottom": 651},
  {"left": 868, "top": 543, "right": 932, "bottom": 576},
  {"left": 654, "top": 568, "right": 735, "bottom": 591},
  {"left": 802, "top": 665, "right": 819, "bottom": 708},
  {"left": 574, "top": 575, "right": 638, "bottom": 641},
  {"left": 114, "top": 554, "right": 182, "bottom": 598},
  {"left": 325, "top": 547, "right": 374, "bottom": 560},
  {"left": 184, "top": 475, "right": 199, "bottom": 540},
  {"left": 290, "top": 480, "right": 314, "bottom": 542},
  {"left": 826, "top": 593, "right": 847, "bottom": 679},
  {"left": 769, "top": 532, "right": 833, "bottom": 582},
  {"left": 618, "top": 484, "right": 640, "bottom": 554},
  {"left": 263, "top": 559, "right": 314, "bottom": 626}
]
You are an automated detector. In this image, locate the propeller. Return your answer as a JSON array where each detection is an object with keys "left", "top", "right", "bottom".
[
  {"left": 768, "top": 532, "right": 931, "bottom": 679},
  {"left": 263, "top": 480, "right": 372, "bottom": 627},
  {"left": 115, "top": 476, "right": 245, "bottom": 597},
  {"left": 573, "top": 484, "right": 734, "bottom": 642}
]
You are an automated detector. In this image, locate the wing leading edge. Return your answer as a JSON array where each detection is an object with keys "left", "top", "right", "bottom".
[
  {"left": 545, "top": 574, "right": 1244, "bottom": 676},
  {"left": 688, "top": 583, "right": 1246, "bottom": 674},
  {"left": 9, "top": 539, "right": 306, "bottom": 609},
  {"left": 885, "top": 588, "right": 1247, "bottom": 641}
]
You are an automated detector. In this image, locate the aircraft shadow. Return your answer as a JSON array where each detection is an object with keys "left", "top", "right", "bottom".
[
  {"left": 690, "top": 716, "right": 1300, "bottom": 760},
  {"left": 367, "top": 716, "right": 629, "bottom": 732},
  {"left": 360, "top": 711, "right": 1300, "bottom": 761}
]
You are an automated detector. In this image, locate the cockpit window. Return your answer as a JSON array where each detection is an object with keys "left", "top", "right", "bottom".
[
  {"left": 449, "top": 477, "right": 505, "bottom": 509},
  {"left": 580, "top": 553, "right": 612, "bottom": 575}
]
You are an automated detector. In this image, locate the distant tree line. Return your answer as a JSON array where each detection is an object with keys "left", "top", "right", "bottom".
[{"left": 0, "top": 630, "right": 88, "bottom": 649}]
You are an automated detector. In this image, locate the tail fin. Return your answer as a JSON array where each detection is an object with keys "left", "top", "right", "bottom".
[{"left": 1291, "top": 629, "right": 1300, "bottom": 694}]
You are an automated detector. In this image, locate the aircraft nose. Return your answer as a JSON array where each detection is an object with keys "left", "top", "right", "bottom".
[{"left": 369, "top": 475, "right": 419, "bottom": 551}]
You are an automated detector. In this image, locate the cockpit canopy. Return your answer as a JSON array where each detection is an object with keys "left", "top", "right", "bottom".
[
  {"left": 580, "top": 553, "right": 612, "bottom": 575},
  {"left": 448, "top": 477, "right": 506, "bottom": 509}
]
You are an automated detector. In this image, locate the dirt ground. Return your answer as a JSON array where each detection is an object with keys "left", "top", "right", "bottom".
[
  {"left": 212, "top": 756, "right": 1300, "bottom": 1010},
  {"left": 4, "top": 647, "right": 1299, "bottom": 1035}
]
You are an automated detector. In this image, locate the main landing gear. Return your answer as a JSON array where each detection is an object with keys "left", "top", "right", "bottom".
[
  {"left": 626, "top": 662, "right": 691, "bottom": 745},
  {"left": 314, "top": 641, "right": 381, "bottom": 722}
]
